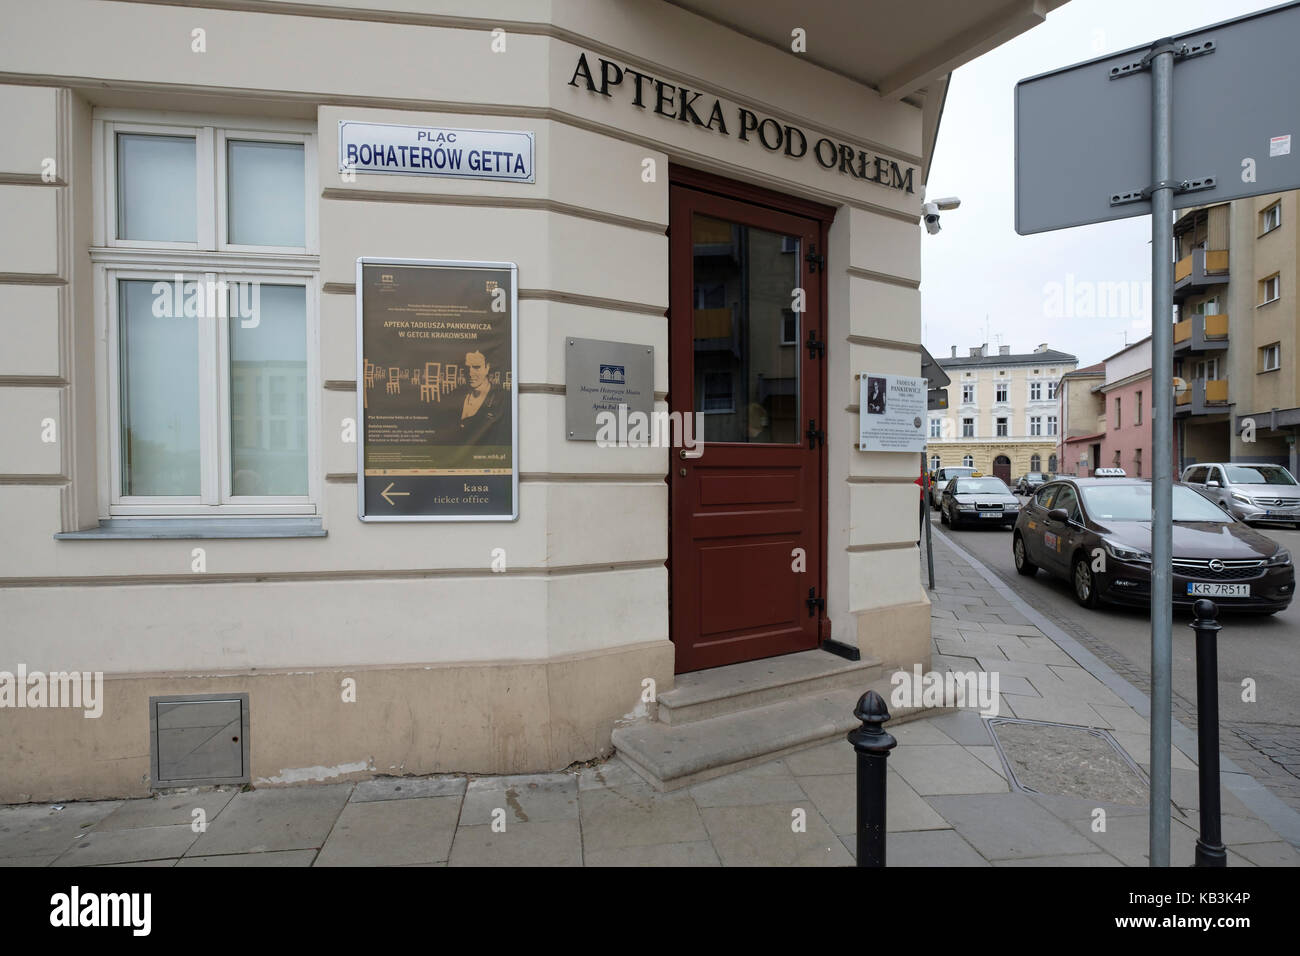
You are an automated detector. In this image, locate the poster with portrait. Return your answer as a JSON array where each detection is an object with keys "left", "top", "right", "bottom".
[
  {"left": 857, "top": 372, "right": 926, "bottom": 452},
  {"left": 356, "top": 258, "right": 518, "bottom": 521}
]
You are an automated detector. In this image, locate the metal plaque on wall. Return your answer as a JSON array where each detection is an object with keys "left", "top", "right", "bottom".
[
  {"left": 356, "top": 258, "right": 518, "bottom": 521},
  {"left": 564, "top": 338, "right": 654, "bottom": 441}
]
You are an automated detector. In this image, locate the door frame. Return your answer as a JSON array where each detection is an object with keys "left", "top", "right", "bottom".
[{"left": 666, "top": 164, "right": 837, "bottom": 671}]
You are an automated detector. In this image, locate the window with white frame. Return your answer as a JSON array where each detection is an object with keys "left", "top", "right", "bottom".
[
  {"left": 930, "top": 455, "right": 941, "bottom": 472},
  {"left": 1261, "top": 201, "right": 1281, "bottom": 235},
  {"left": 929, "top": 417, "right": 942, "bottom": 438},
  {"left": 962, "top": 454, "right": 974, "bottom": 468},
  {"left": 1047, "top": 415, "right": 1058, "bottom": 436},
  {"left": 1260, "top": 273, "right": 1280, "bottom": 305},
  {"left": 962, "top": 417, "right": 975, "bottom": 438},
  {"left": 962, "top": 383, "right": 975, "bottom": 404},
  {"left": 1029, "top": 453, "right": 1041, "bottom": 472},
  {"left": 1260, "top": 343, "right": 1281, "bottom": 372},
  {"left": 1029, "top": 416, "right": 1042, "bottom": 436},
  {"left": 1047, "top": 380, "right": 1057, "bottom": 400},
  {"left": 996, "top": 417, "right": 1008, "bottom": 437},
  {"left": 94, "top": 113, "right": 319, "bottom": 517},
  {"left": 1029, "top": 381, "right": 1042, "bottom": 401},
  {"left": 995, "top": 382, "right": 1008, "bottom": 403}
]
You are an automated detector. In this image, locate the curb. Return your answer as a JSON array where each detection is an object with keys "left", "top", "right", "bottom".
[{"left": 930, "top": 524, "right": 1300, "bottom": 849}]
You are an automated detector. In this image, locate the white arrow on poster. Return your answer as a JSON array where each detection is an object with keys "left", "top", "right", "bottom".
[{"left": 858, "top": 373, "right": 927, "bottom": 452}]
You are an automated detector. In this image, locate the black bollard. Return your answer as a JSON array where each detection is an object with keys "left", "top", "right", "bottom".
[
  {"left": 1190, "top": 598, "right": 1226, "bottom": 867},
  {"left": 847, "top": 689, "right": 897, "bottom": 866}
]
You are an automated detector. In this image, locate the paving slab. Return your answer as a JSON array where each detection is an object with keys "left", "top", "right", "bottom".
[
  {"left": 52, "top": 824, "right": 199, "bottom": 866},
  {"left": 889, "top": 745, "right": 1009, "bottom": 796},
  {"left": 177, "top": 850, "right": 318, "bottom": 866},
  {"left": 186, "top": 784, "right": 352, "bottom": 856},
  {"left": 927, "top": 710, "right": 996, "bottom": 747},
  {"left": 95, "top": 790, "right": 237, "bottom": 831},
  {"left": 1062, "top": 810, "right": 1201, "bottom": 867},
  {"left": 1231, "top": 840, "right": 1300, "bottom": 866},
  {"left": 460, "top": 773, "right": 578, "bottom": 826},
  {"left": 863, "top": 828, "right": 989, "bottom": 866},
  {"left": 993, "top": 853, "right": 1124, "bottom": 866},
  {"left": 448, "top": 820, "right": 582, "bottom": 867},
  {"left": 350, "top": 775, "right": 466, "bottom": 803},
  {"left": 583, "top": 841, "right": 720, "bottom": 867},
  {"left": 700, "top": 802, "right": 853, "bottom": 866},
  {"left": 0, "top": 801, "right": 122, "bottom": 860},
  {"left": 579, "top": 788, "right": 709, "bottom": 850},
  {"left": 689, "top": 760, "right": 806, "bottom": 808},
  {"left": 315, "top": 795, "right": 461, "bottom": 866},
  {"left": 577, "top": 758, "right": 651, "bottom": 792},
  {"left": 926, "top": 792, "right": 1099, "bottom": 860},
  {"left": 781, "top": 740, "right": 855, "bottom": 776},
  {"left": 889, "top": 720, "right": 957, "bottom": 746}
]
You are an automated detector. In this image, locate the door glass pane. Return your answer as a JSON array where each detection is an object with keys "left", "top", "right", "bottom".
[
  {"left": 228, "top": 140, "right": 305, "bottom": 247},
  {"left": 116, "top": 134, "right": 196, "bottom": 242},
  {"left": 229, "top": 284, "right": 308, "bottom": 496},
  {"left": 691, "top": 213, "right": 800, "bottom": 443},
  {"left": 119, "top": 279, "right": 200, "bottom": 495}
]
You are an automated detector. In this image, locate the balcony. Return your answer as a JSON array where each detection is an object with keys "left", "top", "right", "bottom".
[
  {"left": 1175, "top": 377, "right": 1230, "bottom": 416},
  {"left": 1173, "top": 312, "right": 1229, "bottom": 353},
  {"left": 1173, "top": 248, "right": 1229, "bottom": 300}
]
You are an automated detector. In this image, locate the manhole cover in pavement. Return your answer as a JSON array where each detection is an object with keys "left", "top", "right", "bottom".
[{"left": 987, "top": 718, "right": 1149, "bottom": 806}]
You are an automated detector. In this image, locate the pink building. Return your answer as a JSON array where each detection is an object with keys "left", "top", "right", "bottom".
[{"left": 1097, "top": 337, "right": 1154, "bottom": 478}]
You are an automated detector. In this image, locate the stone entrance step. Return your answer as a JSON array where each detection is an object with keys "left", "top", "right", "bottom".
[
  {"left": 614, "top": 652, "right": 947, "bottom": 792},
  {"left": 655, "top": 649, "right": 884, "bottom": 725}
]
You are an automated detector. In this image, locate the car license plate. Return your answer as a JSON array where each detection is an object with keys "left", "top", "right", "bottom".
[
  {"left": 1265, "top": 509, "right": 1296, "bottom": 516},
  {"left": 979, "top": 512, "right": 1002, "bottom": 518},
  {"left": 1187, "top": 583, "right": 1250, "bottom": 597}
]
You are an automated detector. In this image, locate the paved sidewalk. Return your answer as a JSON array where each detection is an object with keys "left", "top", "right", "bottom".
[{"left": 2, "top": 533, "right": 1297, "bottom": 866}]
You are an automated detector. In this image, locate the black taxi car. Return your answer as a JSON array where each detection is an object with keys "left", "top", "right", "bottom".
[{"left": 1011, "top": 477, "right": 1294, "bottom": 612}]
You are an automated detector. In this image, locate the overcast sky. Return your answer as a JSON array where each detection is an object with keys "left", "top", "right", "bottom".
[{"left": 922, "top": 0, "right": 1278, "bottom": 369}]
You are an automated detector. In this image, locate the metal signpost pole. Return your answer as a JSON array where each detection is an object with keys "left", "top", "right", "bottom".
[{"left": 1147, "top": 42, "right": 1176, "bottom": 869}]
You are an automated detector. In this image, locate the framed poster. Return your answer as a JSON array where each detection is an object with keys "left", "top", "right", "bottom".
[{"left": 356, "top": 258, "right": 518, "bottom": 521}]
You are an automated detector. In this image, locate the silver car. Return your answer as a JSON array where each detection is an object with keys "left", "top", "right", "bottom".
[
  {"left": 939, "top": 476, "right": 1021, "bottom": 529},
  {"left": 1180, "top": 462, "right": 1300, "bottom": 528}
]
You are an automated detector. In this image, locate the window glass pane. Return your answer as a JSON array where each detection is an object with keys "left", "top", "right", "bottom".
[
  {"left": 227, "top": 140, "right": 305, "bottom": 247},
  {"left": 117, "top": 134, "right": 196, "bottom": 242},
  {"left": 230, "top": 283, "right": 308, "bottom": 495},
  {"left": 119, "top": 279, "right": 200, "bottom": 495},
  {"left": 691, "top": 214, "right": 799, "bottom": 443}
]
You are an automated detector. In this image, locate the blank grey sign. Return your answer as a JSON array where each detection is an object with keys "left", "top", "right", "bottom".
[{"left": 1016, "top": 0, "right": 1300, "bottom": 235}]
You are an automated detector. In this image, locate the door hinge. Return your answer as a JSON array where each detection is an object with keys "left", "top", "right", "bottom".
[
  {"left": 806, "top": 587, "right": 826, "bottom": 618},
  {"left": 805, "top": 244, "right": 825, "bottom": 273},
  {"left": 806, "top": 419, "right": 825, "bottom": 449},
  {"left": 805, "top": 329, "right": 825, "bottom": 360}
]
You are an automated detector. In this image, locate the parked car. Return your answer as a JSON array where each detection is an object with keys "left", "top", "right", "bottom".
[
  {"left": 928, "top": 466, "right": 976, "bottom": 508},
  {"left": 1012, "top": 477, "right": 1294, "bottom": 612},
  {"left": 1180, "top": 462, "right": 1300, "bottom": 528},
  {"left": 939, "top": 476, "right": 1021, "bottom": 529},
  {"left": 1015, "top": 472, "right": 1047, "bottom": 496}
]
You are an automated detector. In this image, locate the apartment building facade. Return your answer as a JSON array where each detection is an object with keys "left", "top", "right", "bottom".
[
  {"left": 1172, "top": 192, "right": 1300, "bottom": 476},
  {"left": 1098, "top": 337, "right": 1153, "bottom": 478},
  {"left": 1055, "top": 362, "right": 1105, "bottom": 476},
  {"left": 926, "top": 344, "right": 1077, "bottom": 483}
]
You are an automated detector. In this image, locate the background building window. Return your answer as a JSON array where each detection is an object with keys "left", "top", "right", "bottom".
[
  {"left": 1047, "top": 381, "right": 1057, "bottom": 400},
  {"left": 962, "top": 454, "right": 974, "bottom": 468},
  {"left": 1047, "top": 415, "right": 1058, "bottom": 436},
  {"left": 1260, "top": 343, "right": 1281, "bottom": 372},
  {"left": 962, "top": 417, "right": 975, "bottom": 438},
  {"left": 1029, "top": 416, "right": 1042, "bottom": 436},
  {"left": 929, "top": 418, "right": 942, "bottom": 438},
  {"left": 1030, "top": 381, "right": 1042, "bottom": 401},
  {"left": 1260, "top": 273, "right": 1280, "bottom": 305},
  {"left": 1261, "top": 201, "right": 1281, "bottom": 234},
  {"left": 1135, "top": 391, "right": 1143, "bottom": 424},
  {"left": 1114, "top": 397, "right": 1122, "bottom": 427},
  {"left": 995, "top": 382, "right": 1008, "bottom": 403},
  {"left": 1048, "top": 454, "right": 1058, "bottom": 473},
  {"left": 1030, "top": 453, "right": 1041, "bottom": 472},
  {"left": 962, "top": 383, "right": 975, "bottom": 404},
  {"left": 996, "top": 417, "right": 1008, "bottom": 437},
  {"left": 930, "top": 455, "right": 941, "bottom": 472}
]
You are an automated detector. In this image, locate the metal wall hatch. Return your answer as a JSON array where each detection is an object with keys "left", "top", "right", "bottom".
[
  {"left": 985, "top": 717, "right": 1149, "bottom": 806},
  {"left": 149, "top": 693, "right": 250, "bottom": 789}
]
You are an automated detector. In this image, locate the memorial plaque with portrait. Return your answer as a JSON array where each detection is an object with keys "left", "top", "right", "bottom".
[{"left": 356, "top": 258, "right": 518, "bottom": 520}]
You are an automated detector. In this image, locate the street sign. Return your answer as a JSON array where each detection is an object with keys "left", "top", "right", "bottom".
[{"left": 1015, "top": 1, "right": 1300, "bottom": 235}]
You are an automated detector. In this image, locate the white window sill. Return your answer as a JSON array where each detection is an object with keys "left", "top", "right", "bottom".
[{"left": 56, "top": 517, "right": 326, "bottom": 540}]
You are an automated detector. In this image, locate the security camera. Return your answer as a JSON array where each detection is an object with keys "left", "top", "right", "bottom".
[{"left": 921, "top": 196, "right": 961, "bottom": 235}]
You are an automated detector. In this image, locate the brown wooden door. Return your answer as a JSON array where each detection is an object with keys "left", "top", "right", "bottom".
[
  {"left": 993, "top": 455, "right": 1012, "bottom": 484},
  {"left": 668, "top": 174, "right": 828, "bottom": 674}
]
